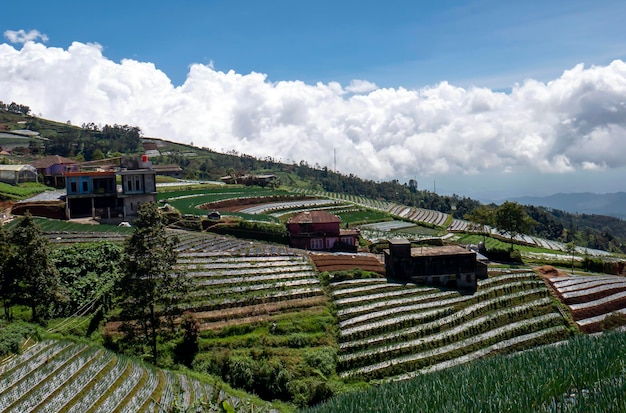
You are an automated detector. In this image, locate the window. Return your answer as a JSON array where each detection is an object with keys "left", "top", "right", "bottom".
[
  {"left": 82, "top": 181, "right": 88, "bottom": 192},
  {"left": 310, "top": 239, "right": 323, "bottom": 250},
  {"left": 70, "top": 181, "right": 77, "bottom": 192}
]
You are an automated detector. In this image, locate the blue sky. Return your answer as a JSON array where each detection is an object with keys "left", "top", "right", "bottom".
[
  {"left": 3, "top": 1, "right": 626, "bottom": 200},
  {"left": 9, "top": 1, "right": 626, "bottom": 88}
]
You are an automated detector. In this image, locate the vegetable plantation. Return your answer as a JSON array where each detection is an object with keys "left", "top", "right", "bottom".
[
  {"left": 0, "top": 339, "right": 269, "bottom": 413},
  {"left": 545, "top": 273, "right": 626, "bottom": 332},
  {"left": 300, "top": 331, "right": 626, "bottom": 413},
  {"left": 331, "top": 269, "right": 572, "bottom": 381}
]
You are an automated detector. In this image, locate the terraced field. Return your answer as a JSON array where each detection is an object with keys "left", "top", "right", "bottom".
[
  {"left": 0, "top": 339, "right": 264, "bottom": 413},
  {"left": 331, "top": 269, "right": 572, "bottom": 381},
  {"left": 545, "top": 273, "right": 626, "bottom": 333}
]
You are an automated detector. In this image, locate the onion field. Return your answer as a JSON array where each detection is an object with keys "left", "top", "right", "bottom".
[
  {"left": 331, "top": 269, "right": 572, "bottom": 381},
  {"left": 301, "top": 331, "right": 626, "bottom": 413},
  {"left": 545, "top": 273, "right": 626, "bottom": 333},
  {"left": 0, "top": 339, "right": 267, "bottom": 413}
]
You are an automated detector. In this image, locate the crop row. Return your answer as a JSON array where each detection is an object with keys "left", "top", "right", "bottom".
[
  {"left": 335, "top": 279, "right": 545, "bottom": 323},
  {"left": 339, "top": 302, "right": 559, "bottom": 369},
  {"left": 340, "top": 314, "right": 568, "bottom": 380},
  {"left": 546, "top": 273, "right": 626, "bottom": 332},
  {"left": 330, "top": 268, "right": 568, "bottom": 381},
  {"left": 171, "top": 229, "right": 297, "bottom": 256},
  {"left": 340, "top": 293, "right": 552, "bottom": 349},
  {"left": 0, "top": 340, "right": 258, "bottom": 412}
]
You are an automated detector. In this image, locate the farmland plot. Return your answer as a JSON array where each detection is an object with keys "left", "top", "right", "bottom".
[
  {"left": 545, "top": 273, "right": 626, "bottom": 332},
  {"left": 175, "top": 250, "right": 325, "bottom": 329},
  {"left": 0, "top": 340, "right": 259, "bottom": 413},
  {"left": 331, "top": 270, "right": 570, "bottom": 381}
]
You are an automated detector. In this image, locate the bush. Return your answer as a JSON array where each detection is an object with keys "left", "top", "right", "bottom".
[
  {"left": 288, "top": 378, "right": 335, "bottom": 407},
  {"left": 0, "top": 321, "right": 40, "bottom": 357},
  {"left": 304, "top": 347, "right": 337, "bottom": 377}
]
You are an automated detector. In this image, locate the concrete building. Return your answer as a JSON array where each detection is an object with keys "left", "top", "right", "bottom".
[
  {"left": 64, "top": 156, "right": 156, "bottom": 220},
  {"left": 384, "top": 238, "right": 488, "bottom": 291}
]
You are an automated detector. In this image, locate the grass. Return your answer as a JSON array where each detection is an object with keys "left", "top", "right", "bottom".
[
  {"left": 158, "top": 186, "right": 295, "bottom": 215},
  {"left": 336, "top": 209, "right": 392, "bottom": 225},
  {"left": 0, "top": 182, "right": 51, "bottom": 201}
]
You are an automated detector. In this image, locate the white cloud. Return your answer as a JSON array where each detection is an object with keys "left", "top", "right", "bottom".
[
  {"left": 4, "top": 29, "right": 48, "bottom": 44},
  {"left": 2, "top": 39, "right": 626, "bottom": 189},
  {"left": 346, "top": 79, "right": 378, "bottom": 94}
]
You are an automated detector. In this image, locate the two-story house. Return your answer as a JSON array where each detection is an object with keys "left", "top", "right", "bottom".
[
  {"left": 64, "top": 156, "right": 157, "bottom": 221},
  {"left": 287, "top": 210, "right": 359, "bottom": 252}
]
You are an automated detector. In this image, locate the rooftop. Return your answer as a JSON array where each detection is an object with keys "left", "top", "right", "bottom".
[{"left": 288, "top": 210, "right": 341, "bottom": 224}]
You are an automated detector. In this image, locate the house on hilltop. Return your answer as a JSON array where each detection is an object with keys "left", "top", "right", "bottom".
[
  {"left": 384, "top": 238, "right": 488, "bottom": 291},
  {"left": 64, "top": 155, "right": 156, "bottom": 221},
  {"left": 287, "top": 210, "right": 359, "bottom": 252},
  {"left": 31, "top": 155, "right": 79, "bottom": 188}
]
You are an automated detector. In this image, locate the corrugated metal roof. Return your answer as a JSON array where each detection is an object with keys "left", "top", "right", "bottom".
[
  {"left": 0, "top": 164, "right": 36, "bottom": 172},
  {"left": 288, "top": 210, "right": 341, "bottom": 224}
]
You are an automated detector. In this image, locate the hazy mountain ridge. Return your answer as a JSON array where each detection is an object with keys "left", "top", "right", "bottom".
[{"left": 508, "top": 192, "right": 626, "bottom": 220}]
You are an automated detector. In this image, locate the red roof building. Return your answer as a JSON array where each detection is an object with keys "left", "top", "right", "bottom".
[{"left": 287, "top": 210, "right": 359, "bottom": 251}]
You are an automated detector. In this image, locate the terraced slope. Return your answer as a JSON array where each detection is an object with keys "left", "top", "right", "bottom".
[
  {"left": 0, "top": 339, "right": 264, "bottom": 413},
  {"left": 331, "top": 269, "right": 571, "bottom": 381},
  {"left": 544, "top": 273, "right": 626, "bottom": 333}
]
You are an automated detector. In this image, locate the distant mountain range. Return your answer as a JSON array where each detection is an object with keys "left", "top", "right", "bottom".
[{"left": 506, "top": 192, "right": 626, "bottom": 220}]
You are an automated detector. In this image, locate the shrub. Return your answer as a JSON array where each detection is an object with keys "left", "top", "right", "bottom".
[
  {"left": 304, "top": 347, "right": 337, "bottom": 377},
  {"left": 0, "top": 321, "right": 40, "bottom": 357}
]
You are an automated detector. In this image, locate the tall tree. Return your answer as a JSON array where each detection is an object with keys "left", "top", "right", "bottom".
[
  {"left": 494, "top": 201, "right": 536, "bottom": 250},
  {"left": 465, "top": 205, "right": 495, "bottom": 243},
  {"left": 0, "top": 226, "right": 14, "bottom": 320},
  {"left": 8, "top": 213, "right": 61, "bottom": 322},
  {"left": 119, "top": 202, "right": 189, "bottom": 365}
]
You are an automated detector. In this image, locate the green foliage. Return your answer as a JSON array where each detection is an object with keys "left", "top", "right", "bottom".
[
  {"left": 0, "top": 182, "right": 50, "bottom": 201},
  {"left": 303, "top": 347, "right": 337, "bottom": 377},
  {"left": 174, "top": 311, "right": 200, "bottom": 367},
  {"left": 319, "top": 268, "right": 381, "bottom": 286},
  {"left": 599, "top": 312, "right": 626, "bottom": 331},
  {"left": 0, "top": 321, "right": 40, "bottom": 357},
  {"left": 6, "top": 213, "right": 61, "bottom": 322},
  {"left": 119, "top": 202, "right": 190, "bottom": 365},
  {"left": 50, "top": 242, "right": 123, "bottom": 318},
  {"left": 303, "top": 332, "right": 626, "bottom": 413},
  {"left": 494, "top": 201, "right": 537, "bottom": 249}
]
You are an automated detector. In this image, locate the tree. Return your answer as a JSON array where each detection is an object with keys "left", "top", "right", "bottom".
[
  {"left": 494, "top": 201, "right": 536, "bottom": 250},
  {"left": 92, "top": 148, "right": 105, "bottom": 160},
  {"left": 0, "top": 226, "right": 14, "bottom": 320},
  {"left": 119, "top": 202, "right": 189, "bottom": 365},
  {"left": 465, "top": 205, "right": 495, "bottom": 244},
  {"left": 8, "top": 213, "right": 61, "bottom": 322}
]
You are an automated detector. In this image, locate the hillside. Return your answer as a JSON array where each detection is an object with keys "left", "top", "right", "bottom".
[{"left": 509, "top": 192, "right": 626, "bottom": 220}]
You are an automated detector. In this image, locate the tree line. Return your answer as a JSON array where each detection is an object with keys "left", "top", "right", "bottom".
[{"left": 0, "top": 101, "right": 31, "bottom": 115}]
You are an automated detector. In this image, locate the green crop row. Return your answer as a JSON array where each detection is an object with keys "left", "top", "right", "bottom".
[{"left": 303, "top": 331, "right": 625, "bottom": 413}]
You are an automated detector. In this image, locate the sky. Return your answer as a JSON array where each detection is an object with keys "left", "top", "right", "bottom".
[{"left": 2, "top": 0, "right": 626, "bottom": 201}]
